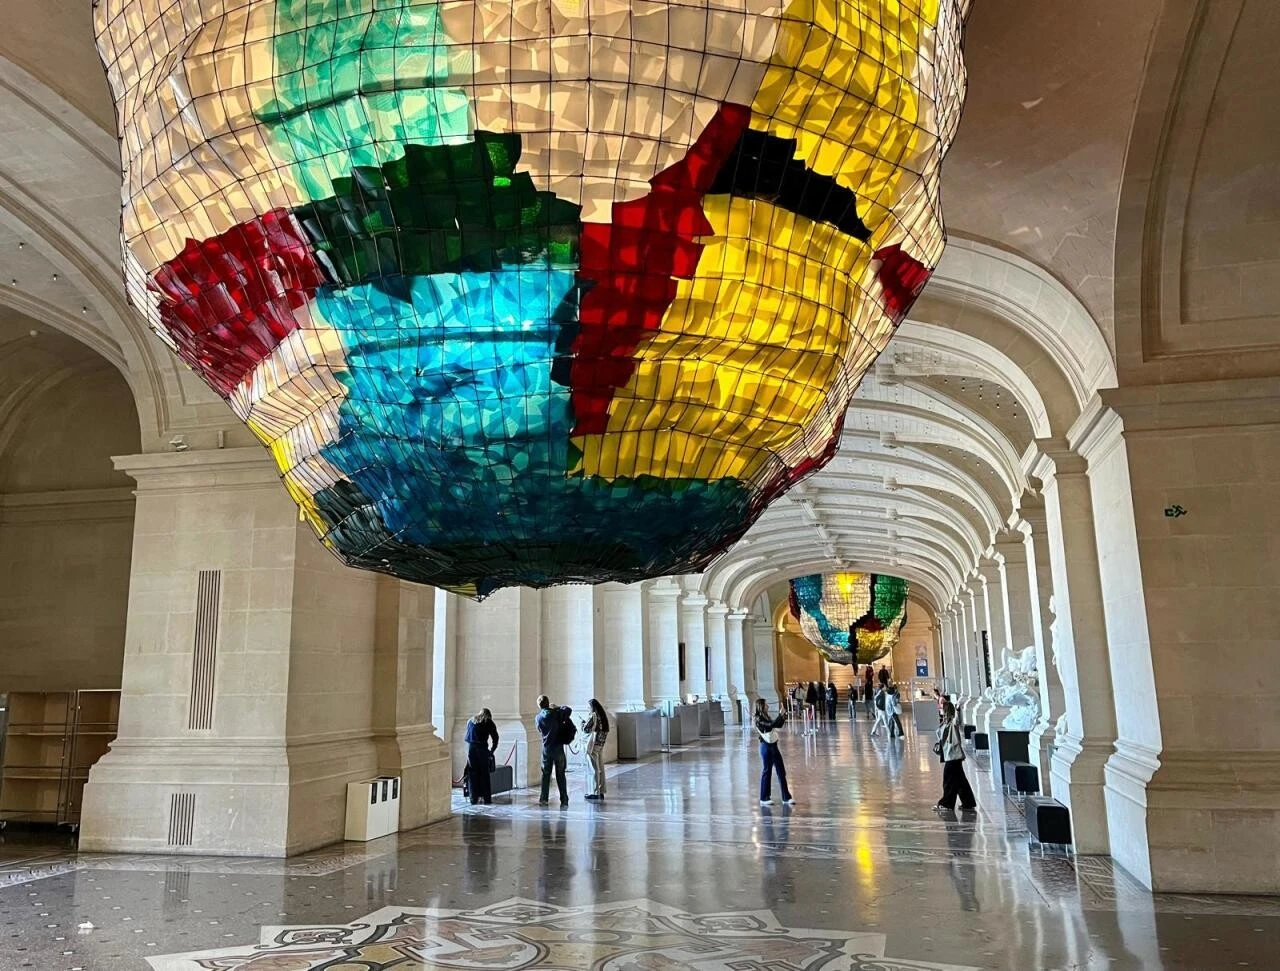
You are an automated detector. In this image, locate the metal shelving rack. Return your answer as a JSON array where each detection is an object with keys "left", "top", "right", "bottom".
[{"left": 0, "top": 690, "right": 120, "bottom": 831}]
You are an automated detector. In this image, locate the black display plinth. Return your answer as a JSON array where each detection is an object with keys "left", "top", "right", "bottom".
[{"left": 973, "top": 731, "right": 989, "bottom": 750}]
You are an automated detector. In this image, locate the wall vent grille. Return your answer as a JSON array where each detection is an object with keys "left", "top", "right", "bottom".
[
  {"left": 188, "top": 569, "right": 221, "bottom": 731},
  {"left": 167, "top": 792, "right": 195, "bottom": 846}
]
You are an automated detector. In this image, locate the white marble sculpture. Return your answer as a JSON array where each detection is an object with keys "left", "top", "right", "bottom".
[{"left": 982, "top": 644, "right": 1040, "bottom": 730}]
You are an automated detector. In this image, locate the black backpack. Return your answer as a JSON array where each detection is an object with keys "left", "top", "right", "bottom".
[
  {"left": 875, "top": 689, "right": 885, "bottom": 710},
  {"left": 555, "top": 706, "right": 577, "bottom": 746}
]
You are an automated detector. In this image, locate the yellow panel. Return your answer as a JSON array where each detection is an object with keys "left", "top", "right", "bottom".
[{"left": 576, "top": 196, "right": 876, "bottom": 481}]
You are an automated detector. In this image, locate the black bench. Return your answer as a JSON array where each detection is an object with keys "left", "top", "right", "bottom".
[
  {"left": 972, "top": 731, "right": 989, "bottom": 751},
  {"left": 1002, "top": 760, "right": 1039, "bottom": 794},
  {"left": 1024, "top": 795, "right": 1072, "bottom": 845},
  {"left": 962, "top": 724, "right": 976, "bottom": 740}
]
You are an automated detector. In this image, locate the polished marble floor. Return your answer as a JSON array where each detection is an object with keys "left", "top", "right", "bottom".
[{"left": 2, "top": 713, "right": 1278, "bottom": 969}]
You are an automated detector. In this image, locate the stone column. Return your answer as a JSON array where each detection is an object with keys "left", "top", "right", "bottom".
[
  {"left": 599, "top": 582, "right": 649, "bottom": 713},
  {"left": 1018, "top": 504, "right": 1067, "bottom": 793},
  {"left": 726, "top": 608, "right": 748, "bottom": 714},
  {"left": 453, "top": 587, "right": 544, "bottom": 788},
  {"left": 646, "top": 579, "right": 681, "bottom": 707},
  {"left": 706, "top": 602, "right": 731, "bottom": 712},
  {"left": 972, "top": 558, "right": 1011, "bottom": 726},
  {"left": 679, "top": 591, "right": 709, "bottom": 701},
  {"left": 540, "top": 584, "right": 597, "bottom": 713},
  {"left": 1031, "top": 440, "right": 1119, "bottom": 855},
  {"left": 371, "top": 577, "right": 452, "bottom": 830},
  {"left": 80, "top": 449, "right": 450, "bottom": 857},
  {"left": 750, "top": 615, "right": 780, "bottom": 707}
]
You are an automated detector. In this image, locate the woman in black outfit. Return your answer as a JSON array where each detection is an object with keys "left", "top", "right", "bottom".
[
  {"left": 934, "top": 700, "right": 977, "bottom": 812},
  {"left": 754, "top": 699, "right": 795, "bottom": 806},
  {"left": 805, "top": 681, "right": 819, "bottom": 714},
  {"left": 825, "top": 681, "right": 838, "bottom": 720},
  {"left": 464, "top": 708, "right": 500, "bottom": 805}
]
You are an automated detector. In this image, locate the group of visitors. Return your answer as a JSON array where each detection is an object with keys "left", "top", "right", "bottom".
[
  {"left": 463, "top": 680, "right": 976, "bottom": 820},
  {"left": 463, "top": 695, "right": 611, "bottom": 807}
]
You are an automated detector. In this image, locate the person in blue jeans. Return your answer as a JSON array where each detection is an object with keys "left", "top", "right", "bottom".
[
  {"left": 534, "top": 694, "right": 569, "bottom": 806},
  {"left": 754, "top": 698, "right": 796, "bottom": 806}
]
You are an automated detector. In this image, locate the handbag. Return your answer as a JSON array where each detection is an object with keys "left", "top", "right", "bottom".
[{"left": 487, "top": 752, "right": 497, "bottom": 773}]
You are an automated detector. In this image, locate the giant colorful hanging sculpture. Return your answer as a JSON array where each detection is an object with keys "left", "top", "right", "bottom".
[
  {"left": 789, "top": 573, "right": 909, "bottom": 665},
  {"left": 95, "top": 0, "right": 968, "bottom": 597}
]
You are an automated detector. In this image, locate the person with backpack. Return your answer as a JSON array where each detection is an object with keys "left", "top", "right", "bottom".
[
  {"left": 582, "top": 698, "right": 609, "bottom": 801},
  {"left": 754, "top": 698, "right": 796, "bottom": 806},
  {"left": 870, "top": 684, "right": 889, "bottom": 736},
  {"left": 535, "top": 694, "right": 574, "bottom": 806},
  {"left": 825, "top": 681, "right": 837, "bottom": 720}
]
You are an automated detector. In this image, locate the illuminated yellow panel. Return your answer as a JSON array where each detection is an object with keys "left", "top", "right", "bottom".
[{"left": 577, "top": 196, "right": 876, "bottom": 482}]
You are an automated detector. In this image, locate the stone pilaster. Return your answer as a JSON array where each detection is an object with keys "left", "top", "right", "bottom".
[
  {"left": 1018, "top": 503, "right": 1066, "bottom": 795},
  {"left": 726, "top": 608, "right": 749, "bottom": 713},
  {"left": 80, "top": 449, "right": 446, "bottom": 857},
  {"left": 1031, "top": 439, "right": 1119, "bottom": 855},
  {"left": 370, "top": 577, "right": 452, "bottom": 831}
]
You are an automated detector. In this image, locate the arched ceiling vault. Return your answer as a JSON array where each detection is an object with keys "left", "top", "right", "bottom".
[{"left": 704, "top": 238, "right": 1116, "bottom": 617}]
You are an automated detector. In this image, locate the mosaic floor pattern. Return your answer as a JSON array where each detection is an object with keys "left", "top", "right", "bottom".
[{"left": 147, "top": 898, "right": 974, "bottom": 970}]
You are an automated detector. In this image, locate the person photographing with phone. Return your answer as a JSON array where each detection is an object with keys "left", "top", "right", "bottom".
[{"left": 754, "top": 698, "right": 797, "bottom": 807}]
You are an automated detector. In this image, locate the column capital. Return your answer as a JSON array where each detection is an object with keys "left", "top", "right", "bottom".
[
  {"left": 727, "top": 608, "right": 751, "bottom": 622},
  {"left": 680, "top": 592, "right": 709, "bottom": 608},
  {"left": 1028, "top": 437, "right": 1088, "bottom": 480},
  {"left": 976, "top": 559, "right": 1004, "bottom": 584},
  {"left": 114, "top": 447, "right": 279, "bottom": 490},
  {"left": 705, "top": 601, "right": 730, "bottom": 617},
  {"left": 646, "top": 578, "right": 683, "bottom": 601}
]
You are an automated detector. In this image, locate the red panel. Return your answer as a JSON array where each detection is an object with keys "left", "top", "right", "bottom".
[
  {"left": 874, "top": 243, "right": 931, "bottom": 324},
  {"left": 567, "top": 104, "right": 753, "bottom": 437},
  {"left": 149, "top": 209, "right": 325, "bottom": 397}
]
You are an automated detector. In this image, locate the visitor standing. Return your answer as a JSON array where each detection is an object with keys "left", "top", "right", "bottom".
[
  {"left": 535, "top": 694, "right": 572, "bottom": 806},
  {"left": 877, "top": 665, "right": 890, "bottom": 688},
  {"left": 934, "top": 700, "right": 977, "bottom": 812},
  {"left": 463, "top": 708, "right": 500, "bottom": 805},
  {"left": 863, "top": 667, "right": 875, "bottom": 717},
  {"left": 870, "top": 684, "right": 889, "bottom": 736},
  {"left": 847, "top": 681, "right": 858, "bottom": 719},
  {"left": 582, "top": 698, "right": 610, "bottom": 801},
  {"left": 754, "top": 699, "right": 796, "bottom": 806},
  {"left": 805, "top": 681, "right": 819, "bottom": 716},
  {"left": 825, "top": 681, "right": 837, "bottom": 720},
  {"left": 885, "top": 685, "right": 904, "bottom": 738}
]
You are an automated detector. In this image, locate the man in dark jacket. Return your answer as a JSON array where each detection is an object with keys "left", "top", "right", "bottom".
[
  {"left": 805, "top": 681, "right": 819, "bottom": 712},
  {"left": 535, "top": 694, "right": 569, "bottom": 806}
]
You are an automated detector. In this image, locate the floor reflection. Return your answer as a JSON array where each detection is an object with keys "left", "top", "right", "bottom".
[{"left": 2, "top": 716, "right": 1279, "bottom": 970}]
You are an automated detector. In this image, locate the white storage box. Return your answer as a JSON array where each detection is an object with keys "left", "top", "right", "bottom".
[{"left": 344, "top": 776, "right": 400, "bottom": 841}]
